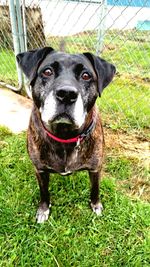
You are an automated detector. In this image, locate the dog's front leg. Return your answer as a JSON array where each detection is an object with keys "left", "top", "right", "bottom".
[
  {"left": 35, "top": 170, "right": 50, "bottom": 223},
  {"left": 89, "top": 171, "right": 103, "bottom": 215}
]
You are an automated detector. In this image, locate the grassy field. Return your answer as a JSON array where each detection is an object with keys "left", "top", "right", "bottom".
[
  {"left": 0, "top": 126, "right": 149, "bottom": 266},
  {"left": 0, "top": 29, "right": 150, "bottom": 266}
]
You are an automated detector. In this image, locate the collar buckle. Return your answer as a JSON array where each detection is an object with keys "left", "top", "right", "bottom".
[{"left": 75, "top": 137, "right": 82, "bottom": 150}]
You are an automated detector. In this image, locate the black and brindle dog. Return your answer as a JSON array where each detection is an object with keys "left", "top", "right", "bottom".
[{"left": 17, "top": 47, "right": 116, "bottom": 223}]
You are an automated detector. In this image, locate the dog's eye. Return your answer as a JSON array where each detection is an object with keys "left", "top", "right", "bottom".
[
  {"left": 42, "top": 68, "right": 53, "bottom": 77},
  {"left": 81, "top": 72, "right": 91, "bottom": 81}
]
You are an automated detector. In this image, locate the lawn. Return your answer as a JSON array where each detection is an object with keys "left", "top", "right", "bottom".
[
  {"left": 0, "top": 29, "right": 150, "bottom": 266},
  {"left": 0, "top": 127, "right": 149, "bottom": 266}
]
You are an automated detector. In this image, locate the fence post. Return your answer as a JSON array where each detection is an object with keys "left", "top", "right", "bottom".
[
  {"left": 8, "top": 0, "right": 23, "bottom": 92},
  {"left": 16, "top": 0, "right": 25, "bottom": 52},
  {"left": 22, "top": 0, "right": 27, "bottom": 52},
  {"left": 96, "top": 0, "right": 107, "bottom": 55},
  {"left": 8, "top": 0, "right": 32, "bottom": 97},
  {"left": 22, "top": 0, "right": 32, "bottom": 99}
]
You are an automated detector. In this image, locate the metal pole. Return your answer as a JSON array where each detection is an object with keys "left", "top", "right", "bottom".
[
  {"left": 15, "top": 0, "right": 25, "bottom": 52},
  {"left": 96, "top": 0, "right": 107, "bottom": 55},
  {"left": 22, "top": 0, "right": 27, "bottom": 52},
  {"left": 22, "top": 0, "right": 32, "bottom": 99},
  {"left": 15, "top": 0, "right": 29, "bottom": 95},
  {"left": 8, "top": 0, "right": 23, "bottom": 91}
]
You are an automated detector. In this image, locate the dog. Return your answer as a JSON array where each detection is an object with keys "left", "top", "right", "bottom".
[{"left": 17, "top": 47, "right": 116, "bottom": 223}]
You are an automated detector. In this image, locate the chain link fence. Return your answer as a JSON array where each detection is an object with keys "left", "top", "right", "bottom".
[{"left": 0, "top": 0, "right": 150, "bottom": 134}]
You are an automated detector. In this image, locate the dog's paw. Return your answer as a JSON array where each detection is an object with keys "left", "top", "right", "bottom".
[
  {"left": 91, "top": 202, "right": 103, "bottom": 216},
  {"left": 36, "top": 204, "right": 51, "bottom": 223}
]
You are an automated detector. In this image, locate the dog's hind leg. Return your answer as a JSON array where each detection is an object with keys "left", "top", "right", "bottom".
[
  {"left": 35, "top": 170, "right": 50, "bottom": 223},
  {"left": 89, "top": 171, "right": 103, "bottom": 216}
]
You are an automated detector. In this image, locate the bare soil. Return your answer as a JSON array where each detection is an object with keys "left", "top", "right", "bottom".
[
  {"left": 104, "top": 128, "right": 150, "bottom": 202},
  {"left": 104, "top": 128, "right": 150, "bottom": 169},
  {"left": 0, "top": 88, "right": 32, "bottom": 133}
]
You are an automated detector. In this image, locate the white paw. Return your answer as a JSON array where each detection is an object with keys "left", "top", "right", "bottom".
[
  {"left": 91, "top": 202, "right": 103, "bottom": 216},
  {"left": 36, "top": 206, "right": 50, "bottom": 223}
]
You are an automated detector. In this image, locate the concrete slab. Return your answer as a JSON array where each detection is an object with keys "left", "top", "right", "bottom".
[{"left": 0, "top": 88, "right": 32, "bottom": 134}]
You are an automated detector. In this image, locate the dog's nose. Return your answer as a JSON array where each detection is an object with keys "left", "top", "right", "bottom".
[{"left": 56, "top": 87, "right": 78, "bottom": 104}]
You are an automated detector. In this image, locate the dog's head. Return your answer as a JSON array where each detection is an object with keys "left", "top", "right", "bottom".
[{"left": 17, "top": 47, "right": 115, "bottom": 133}]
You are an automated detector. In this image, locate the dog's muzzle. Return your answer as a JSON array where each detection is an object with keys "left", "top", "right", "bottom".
[{"left": 40, "top": 87, "right": 85, "bottom": 129}]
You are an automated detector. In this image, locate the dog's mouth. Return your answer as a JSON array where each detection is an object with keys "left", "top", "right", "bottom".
[
  {"left": 51, "top": 113, "right": 73, "bottom": 125},
  {"left": 44, "top": 113, "right": 81, "bottom": 139},
  {"left": 51, "top": 122, "right": 79, "bottom": 140}
]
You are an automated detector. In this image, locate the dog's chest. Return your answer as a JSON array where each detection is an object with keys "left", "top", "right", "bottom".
[
  {"left": 59, "top": 148, "right": 79, "bottom": 175},
  {"left": 48, "top": 146, "right": 80, "bottom": 174},
  {"left": 45, "top": 142, "right": 90, "bottom": 175}
]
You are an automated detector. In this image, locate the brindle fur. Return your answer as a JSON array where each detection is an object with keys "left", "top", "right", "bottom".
[
  {"left": 27, "top": 105, "right": 104, "bottom": 217},
  {"left": 16, "top": 47, "right": 115, "bottom": 222}
]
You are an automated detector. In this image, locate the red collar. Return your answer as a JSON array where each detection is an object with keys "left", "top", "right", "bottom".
[
  {"left": 44, "top": 128, "right": 83, "bottom": 144},
  {"left": 43, "top": 115, "right": 96, "bottom": 145}
]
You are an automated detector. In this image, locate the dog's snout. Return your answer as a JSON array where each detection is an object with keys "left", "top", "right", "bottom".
[{"left": 56, "top": 86, "right": 78, "bottom": 104}]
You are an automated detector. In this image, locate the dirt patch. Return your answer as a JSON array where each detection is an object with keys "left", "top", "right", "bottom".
[
  {"left": 104, "top": 128, "right": 150, "bottom": 169},
  {"left": 104, "top": 128, "right": 150, "bottom": 202},
  {"left": 117, "top": 178, "right": 150, "bottom": 202},
  {"left": 0, "top": 88, "right": 32, "bottom": 133}
]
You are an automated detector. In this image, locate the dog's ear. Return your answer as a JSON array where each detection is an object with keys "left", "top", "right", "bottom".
[
  {"left": 16, "top": 47, "right": 54, "bottom": 86},
  {"left": 83, "top": 52, "right": 116, "bottom": 96}
]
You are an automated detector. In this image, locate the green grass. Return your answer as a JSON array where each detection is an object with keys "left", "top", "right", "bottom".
[
  {"left": 0, "top": 49, "right": 18, "bottom": 86},
  {"left": 0, "top": 127, "right": 149, "bottom": 266},
  {"left": 103, "top": 30, "right": 150, "bottom": 77},
  {"left": 98, "top": 75, "right": 150, "bottom": 132},
  {"left": 105, "top": 156, "right": 133, "bottom": 180}
]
